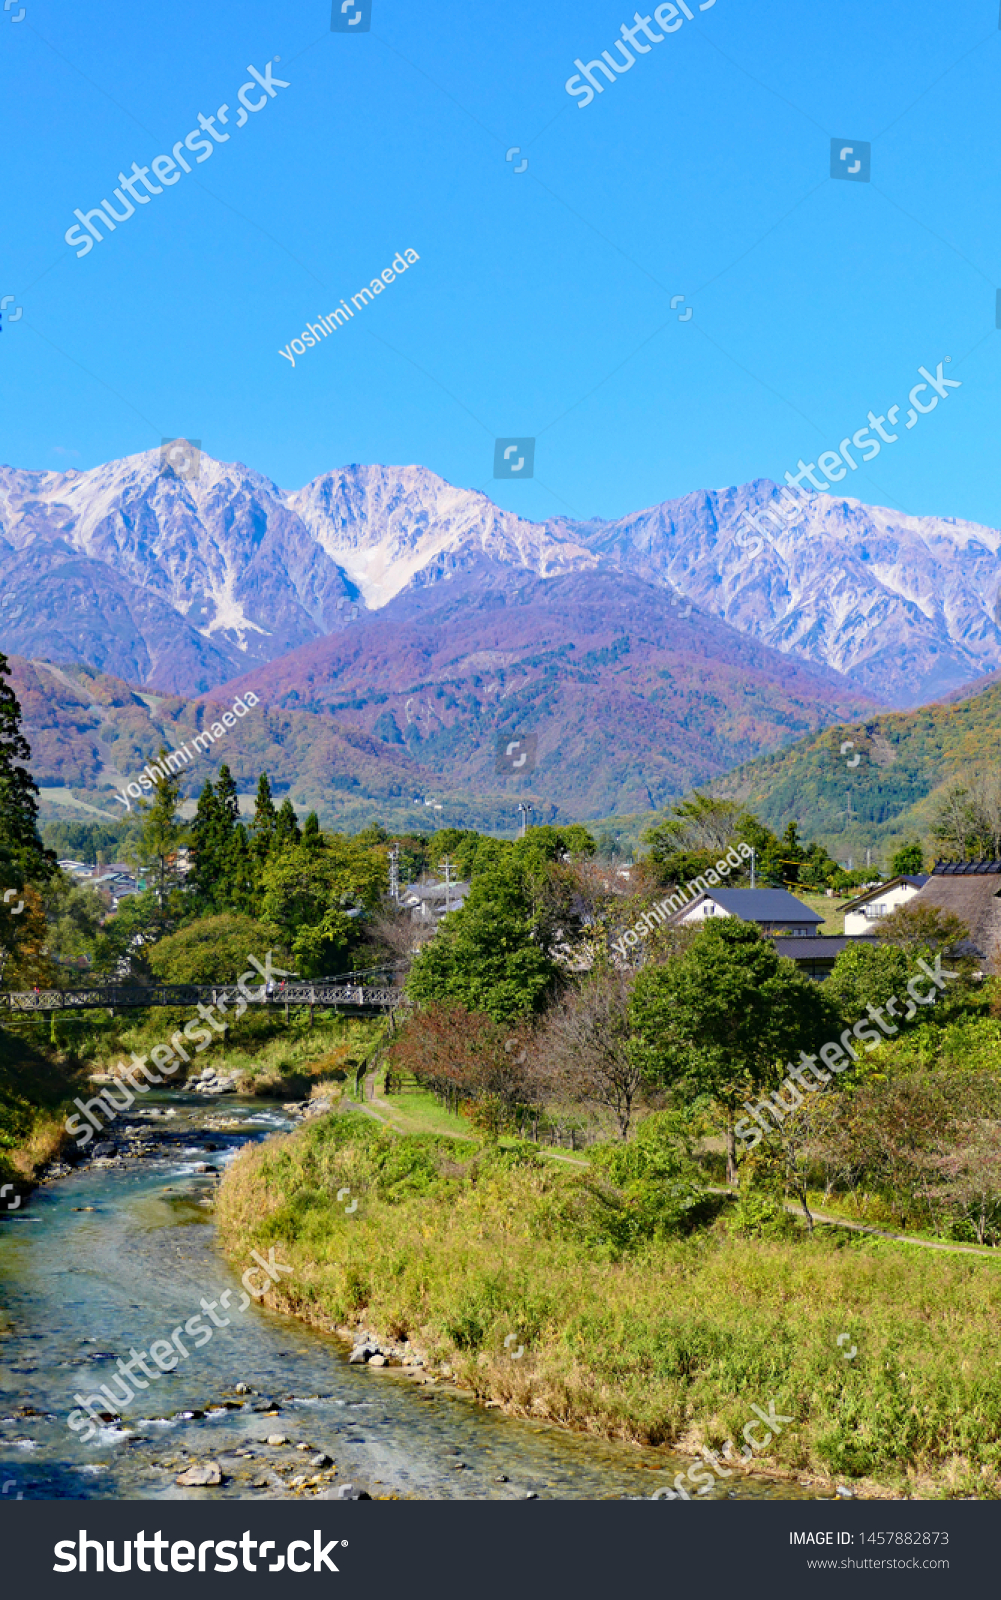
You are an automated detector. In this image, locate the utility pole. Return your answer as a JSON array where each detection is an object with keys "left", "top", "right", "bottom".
[
  {"left": 750, "top": 847, "right": 756, "bottom": 890},
  {"left": 438, "top": 856, "right": 455, "bottom": 914},
  {"left": 517, "top": 802, "right": 534, "bottom": 839},
  {"left": 388, "top": 842, "right": 400, "bottom": 903}
]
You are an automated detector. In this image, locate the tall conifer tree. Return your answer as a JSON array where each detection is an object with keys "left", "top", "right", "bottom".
[
  {"left": 250, "top": 771, "right": 278, "bottom": 865},
  {"left": 0, "top": 651, "right": 53, "bottom": 883},
  {"left": 135, "top": 747, "right": 185, "bottom": 939},
  {"left": 274, "top": 797, "right": 302, "bottom": 850}
]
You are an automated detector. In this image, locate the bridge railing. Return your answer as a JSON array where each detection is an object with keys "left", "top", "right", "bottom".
[{"left": 0, "top": 982, "right": 406, "bottom": 1013}]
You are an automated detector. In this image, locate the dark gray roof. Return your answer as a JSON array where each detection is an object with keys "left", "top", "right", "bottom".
[
  {"left": 701, "top": 888, "right": 824, "bottom": 923},
  {"left": 770, "top": 935, "right": 877, "bottom": 959},
  {"left": 932, "top": 860, "right": 1001, "bottom": 875}
]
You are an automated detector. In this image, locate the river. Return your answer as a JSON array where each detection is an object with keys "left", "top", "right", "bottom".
[{"left": 0, "top": 1090, "right": 821, "bottom": 1502}]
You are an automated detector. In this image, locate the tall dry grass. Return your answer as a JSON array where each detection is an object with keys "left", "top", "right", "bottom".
[{"left": 216, "top": 1113, "right": 1001, "bottom": 1498}]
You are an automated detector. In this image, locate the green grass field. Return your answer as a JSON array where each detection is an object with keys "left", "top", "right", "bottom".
[{"left": 216, "top": 1110, "right": 1001, "bottom": 1501}]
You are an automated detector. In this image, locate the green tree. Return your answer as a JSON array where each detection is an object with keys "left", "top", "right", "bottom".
[
  {"left": 40, "top": 819, "right": 129, "bottom": 864},
  {"left": 189, "top": 766, "right": 258, "bottom": 913},
  {"left": 0, "top": 651, "right": 53, "bottom": 887},
  {"left": 132, "top": 750, "right": 186, "bottom": 940},
  {"left": 260, "top": 834, "right": 387, "bottom": 975},
  {"left": 407, "top": 858, "right": 558, "bottom": 1022},
  {"left": 890, "top": 840, "right": 926, "bottom": 876},
  {"left": 249, "top": 772, "right": 278, "bottom": 865},
  {"left": 354, "top": 822, "right": 389, "bottom": 848},
  {"left": 629, "top": 919, "right": 838, "bottom": 1184},
  {"left": 93, "top": 891, "right": 163, "bottom": 977},
  {"left": 190, "top": 779, "right": 227, "bottom": 906},
  {"left": 274, "top": 797, "right": 301, "bottom": 851},
  {"left": 822, "top": 940, "right": 916, "bottom": 1026},
  {"left": 512, "top": 823, "right": 596, "bottom": 871},
  {"left": 644, "top": 793, "right": 744, "bottom": 885},
  {"left": 216, "top": 763, "right": 240, "bottom": 828},
  {"left": 875, "top": 902, "right": 969, "bottom": 957},
  {"left": 146, "top": 912, "right": 273, "bottom": 984},
  {"left": 38, "top": 874, "right": 106, "bottom": 969}
]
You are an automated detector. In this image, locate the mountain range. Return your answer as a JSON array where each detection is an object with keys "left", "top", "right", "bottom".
[
  {"left": 4, "top": 556, "right": 877, "bottom": 824},
  {"left": 3, "top": 449, "right": 1001, "bottom": 707}
]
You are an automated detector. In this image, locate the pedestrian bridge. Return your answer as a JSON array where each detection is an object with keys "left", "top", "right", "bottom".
[{"left": 0, "top": 979, "right": 405, "bottom": 1016}]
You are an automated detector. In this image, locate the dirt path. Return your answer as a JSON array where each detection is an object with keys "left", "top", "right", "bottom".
[
  {"left": 709, "top": 1187, "right": 999, "bottom": 1261},
  {"left": 345, "top": 1101, "right": 997, "bottom": 1259}
]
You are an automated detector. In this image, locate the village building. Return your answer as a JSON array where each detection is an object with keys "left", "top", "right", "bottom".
[
  {"left": 668, "top": 886, "right": 877, "bottom": 980},
  {"left": 908, "top": 860, "right": 1001, "bottom": 974},
  {"left": 841, "top": 874, "right": 929, "bottom": 936}
]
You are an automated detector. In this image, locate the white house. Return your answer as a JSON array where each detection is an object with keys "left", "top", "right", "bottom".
[
  {"left": 842, "top": 875, "right": 929, "bottom": 937},
  {"left": 670, "top": 887, "right": 824, "bottom": 937}
]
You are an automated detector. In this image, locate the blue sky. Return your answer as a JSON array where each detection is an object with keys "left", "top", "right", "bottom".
[{"left": 2, "top": 0, "right": 1000, "bottom": 528}]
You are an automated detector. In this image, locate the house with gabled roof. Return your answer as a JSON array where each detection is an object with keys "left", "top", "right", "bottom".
[
  {"left": 667, "top": 886, "right": 877, "bottom": 981},
  {"left": 842, "top": 874, "right": 929, "bottom": 937},
  {"left": 669, "top": 886, "right": 824, "bottom": 937}
]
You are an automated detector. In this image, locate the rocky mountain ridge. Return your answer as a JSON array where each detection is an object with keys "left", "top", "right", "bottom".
[{"left": 2, "top": 449, "right": 999, "bottom": 706}]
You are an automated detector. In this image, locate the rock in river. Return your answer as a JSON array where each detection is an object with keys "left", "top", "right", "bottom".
[{"left": 176, "top": 1461, "right": 223, "bottom": 1487}]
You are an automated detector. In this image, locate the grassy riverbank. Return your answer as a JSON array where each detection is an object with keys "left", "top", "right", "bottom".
[
  {"left": 6, "top": 1007, "right": 384, "bottom": 1098},
  {"left": 0, "top": 1009, "right": 385, "bottom": 1194},
  {"left": 216, "top": 1111, "right": 1001, "bottom": 1500},
  {"left": 0, "top": 1027, "right": 84, "bottom": 1192}
]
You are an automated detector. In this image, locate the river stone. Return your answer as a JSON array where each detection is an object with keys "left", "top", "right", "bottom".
[
  {"left": 176, "top": 1461, "right": 222, "bottom": 1487},
  {"left": 348, "top": 1349, "right": 369, "bottom": 1364},
  {"left": 321, "top": 1483, "right": 371, "bottom": 1501},
  {"left": 311, "top": 1454, "right": 333, "bottom": 1468},
  {"left": 92, "top": 1143, "right": 116, "bottom": 1157},
  {"left": 266, "top": 1434, "right": 288, "bottom": 1446},
  {"left": 367, "top": 1354, "right": 387, "bottom": 1367}
]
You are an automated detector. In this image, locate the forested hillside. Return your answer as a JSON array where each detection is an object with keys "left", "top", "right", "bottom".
[{"left": 716, "top": 675, "right": 1001, "bottom": 861}]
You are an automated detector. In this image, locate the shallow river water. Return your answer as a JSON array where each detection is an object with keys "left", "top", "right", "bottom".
[{"left": 0, "top": 1092, "right": 823, "bottom": 1502}]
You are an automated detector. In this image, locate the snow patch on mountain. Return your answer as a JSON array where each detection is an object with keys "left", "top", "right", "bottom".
[{"left": 2, "top": 450, "right": 1000, "bottom": 705}]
